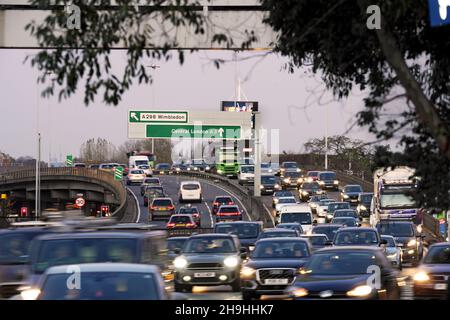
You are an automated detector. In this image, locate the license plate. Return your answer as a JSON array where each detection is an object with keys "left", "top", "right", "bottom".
[
  {"left": 176, "top": 224, "right": 186, "bottom": 227},
  {"left": 434, "top": 283, "right": 447, "bottom": 290},
  {"left": 264, "top": 279, "right": 288, "bottom": 285},
  {"left": 194, "top": 272, "right": 215, "bottom": 278}
]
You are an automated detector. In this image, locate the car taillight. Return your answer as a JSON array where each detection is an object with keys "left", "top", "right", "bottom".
[
  {"left": 167, "top": 223, "right": 175, "bottom": 228},
  {"left": 186, "top": 223, "right": 196, "bottom": 228},
  {"left": 228, "top": 202, "right": 234, "bottom": 205},
  {"left": 150, "top": 206, "right": 156, "bottom": 210},
  {"left": 167, "top": 205, "right": 174, "bottom": 210},
  {"left": 193, "top": 213, "right": 199, "bottom": 218}
]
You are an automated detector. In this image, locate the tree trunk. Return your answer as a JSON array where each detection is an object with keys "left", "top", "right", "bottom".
[{"left": 375, "top": 16, "right": 450, "bottom": 160}]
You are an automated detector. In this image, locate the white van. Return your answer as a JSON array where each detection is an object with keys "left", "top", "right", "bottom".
[
  {"left": 129, "top": 156, "right": 150, "bottom": 170},
  {"left": 179, "top": 181, "right": 202, "bottom": 203},
  {"left": 278, "top": 204, "right": 313, "bottom": 233}
]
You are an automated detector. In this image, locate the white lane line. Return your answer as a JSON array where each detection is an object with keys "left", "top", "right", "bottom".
[
  {"left": 126, "top": 187, "right": 141, "bottom": 223},
  {"left": 200, "top": 180, "right": 251, "bottom": 221},
  {"left": 204, "top": 200, "right": 214, "bottom": 227},
  {"left": 263, "top": 203, "right": 275, "bottom": 226}
]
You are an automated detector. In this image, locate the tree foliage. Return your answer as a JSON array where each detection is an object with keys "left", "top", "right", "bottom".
[{"left": 262, "top": 0, "right": 450, "bottom": 210}]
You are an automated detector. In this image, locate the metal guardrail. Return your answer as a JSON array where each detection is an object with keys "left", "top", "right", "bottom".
[{"left": 0, "top": 167, "right": 128, "bottom": 220}]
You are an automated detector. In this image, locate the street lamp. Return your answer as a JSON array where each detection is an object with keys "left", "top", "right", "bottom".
[{"left": 146, "top": 64, "right": 161, "bottom": 155}]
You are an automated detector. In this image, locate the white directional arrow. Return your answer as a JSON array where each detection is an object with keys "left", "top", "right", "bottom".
[
  {"left": 218, "top": 127, "right": 224, "bottom": 137},
  {"left": 131, "top": 112, "right": 139, "bottom": 121}
]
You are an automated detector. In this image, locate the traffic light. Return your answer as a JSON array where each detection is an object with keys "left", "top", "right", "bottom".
[
  {"left": 20, "top": 207, "right": 28, "bottom": 217},
  {"left": 100, "top": 205, "right": 110, "bottom": 217}
]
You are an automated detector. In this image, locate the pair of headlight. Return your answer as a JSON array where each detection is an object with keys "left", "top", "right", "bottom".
[
  {"left": 174, "top": 256, "right": 239, "bottom": 269},
  {"left": 288, "top": 285, "right": 373, "bottom": 298}
]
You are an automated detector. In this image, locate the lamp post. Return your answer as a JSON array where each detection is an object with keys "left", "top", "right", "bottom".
[{"left": 146, "top": 64, "right": 160, "bottom": 155}]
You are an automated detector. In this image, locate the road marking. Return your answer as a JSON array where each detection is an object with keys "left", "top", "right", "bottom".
[
  {"left": 200, "top": 179, "right": 251, "bottom": 221},
  {"left": 126, "top": 187, "right": 141, "bottom": 223},
  {"left": 204, "top": 200, "right": 214, "bottom": 227},
  {"left": 263, "top": 203, "right": 276, "bottom": 226}
]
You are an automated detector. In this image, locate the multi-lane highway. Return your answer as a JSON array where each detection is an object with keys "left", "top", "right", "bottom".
[{"left": 127, "top": 173, "right": 417, "bottom": 300}]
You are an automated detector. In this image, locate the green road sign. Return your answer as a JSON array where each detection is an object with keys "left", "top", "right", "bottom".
[
  {"left": 114, "top": 167, "right": 124, "bottom": 180},
  {"left": 129, "top": 111, "right": 188, "bottom": 123},
  {"left": 146, "top": 124, "right": 241, "bottom": 139},
  {"left": 66, "top": 154, "right": 73, "bottom": 167}
]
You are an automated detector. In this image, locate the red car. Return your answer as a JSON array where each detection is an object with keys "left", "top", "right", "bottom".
[
  {"left": 212, "top": 196, "right": 235, "bottom": 215},
  {"left": 216, "top": 205, "right": 243, "bottom": 222}
]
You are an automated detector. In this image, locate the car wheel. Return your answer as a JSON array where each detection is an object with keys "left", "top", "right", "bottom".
[{"left": 230, "top": 279, "right": 241, "bottom": 292}]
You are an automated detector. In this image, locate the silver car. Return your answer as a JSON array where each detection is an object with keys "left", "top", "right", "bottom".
[{"left": 381, "top": 235, "right": 403, "bottom": 270}]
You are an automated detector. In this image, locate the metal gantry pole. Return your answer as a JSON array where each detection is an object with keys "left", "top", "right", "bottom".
[
  {"left": 325, "top": 104, "right": 329, "bottom": 170},
  {"left": 254, "top": 112, "right": 261, "bottom": 197}
]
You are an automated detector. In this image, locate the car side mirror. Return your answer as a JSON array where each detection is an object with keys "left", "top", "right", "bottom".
[
  {"left": 240, "top": 247, "right": 248, "bottom": 254},
  {"left": 173, "top": 248, "right": 181, "bottom": 255},
  {"left": 325, "top": 240, "right": 333, "bottom": 246},
  {"left": 379, "top": 239, "right": 388, "bottom": 245},
  {"left": 397, "top": 243, "right": 404, "bottom": 248}
]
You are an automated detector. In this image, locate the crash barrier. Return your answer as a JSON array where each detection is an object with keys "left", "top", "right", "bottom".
[
  {"left": 174, "top": 171, "right": 275, "bottom": 228},
  {"left": 0, "top": 167, "right": 128, "bottom": 224}
]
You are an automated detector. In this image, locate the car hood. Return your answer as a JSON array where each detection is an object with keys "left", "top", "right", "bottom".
[
  {"left": 0, "top": 264, "right": 29, "bottom": 284},
  {"left": 420, "top": 264, "right": 450, "bottom": 274},
  {"left": 385, "top": 247, "right": 398, "bottom": 255},
  {"left": 182, "top": 253, "right": 237, "bottom": 263},
  {"left": 245, "top": 258, "right": 308, "bottom": 269},
  {"left": 345, "top": 192, "right": 360, "bottom": 197},
  {"left": 293, "top": 274, "right": 370, "bottom": 292},
  {"left": 392, "top": 236, "right": 415, "bottom": 245}
]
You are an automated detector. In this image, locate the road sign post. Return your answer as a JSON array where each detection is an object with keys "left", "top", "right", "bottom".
[
  {"left": 66, "top": 154, "right": 73, "bottom": 167},
  {"left": 254, "top": 112, "right": 261, "bottom": 197},
  {"left": 114, "top": 167, "right": 124, "bottom": 180}
]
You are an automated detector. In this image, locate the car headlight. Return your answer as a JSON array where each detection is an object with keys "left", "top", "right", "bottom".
[
  {"left": 333, "top": 180, "right": 339, "bottom": 185},
  {"left": 288, "top": 287, "right": 308, "bottom": 298},
  {"left": 310, "top": 203, "right": 317, "bottom": 208},
  {"left": 343, "top": 195, "right": 349, "bottom": 199},
  {"left": 206, "top": 166, "right": 210, "bottom": 170},
  {"left": 302, "top": 191, "right": 309, "bottom": 196},
  {"left": 387, "top": 253, "right": 397, "bottom": 259},
  {"left": 347, "top": 285, "right": 373, "bottom": 297},
  {"left": 296, "top": 168, "right": 301, "bottom": 172},
  {"left": 407, "top": 239, "right": 417, "bottom": 247},
  {"left": 413, "top": 271, "right": 429, "bottom": 282},
  {"left": 284, "top": 178, "right": 290, "bottom": 183},
  {"left": 275, "top": 184, "right": 281, "bottom": 189},
  {"left": 240, "top": 266, "right": 256, "bottom": 277},
  {"left": 187, "top": 167, "right": 191, "bottom": 171},
  {"left": 20, "top": 288, "right": 41, "bottom": 300},
  {"left": 217, "top": 169, "right": 223, "bottom": 174},
  {"left": 173, "top": 257, "right": 188, "bottom": 269},
  {"left": 268, "top": 169, "right": 273, "bottom": 173},
  {"left": 224, "top": 256, "right": 239, "bottom": 268},
  {"left": 273, "top": 199, "right": 279, "bottom": 204},
  {"left": 319, "top": 181, "right": 325, "bottom": 185},
  {"left": 260, "top": 185, "right": 264, "bottom": 189},
  {"left": 359, "top": 205, "right": 367, "bottom": 211},
  {"left": 297, "top": 178, "right": 303, "bottom": 183},
  {"left": 249, "top": 245, "right": 255, "bottom": 251}
]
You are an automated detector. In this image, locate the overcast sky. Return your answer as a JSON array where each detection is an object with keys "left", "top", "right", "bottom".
[{"left": 0, "top": 49, "right": 377, "bottom": 161}]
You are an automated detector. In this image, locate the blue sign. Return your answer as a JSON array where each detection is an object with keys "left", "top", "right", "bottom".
[{"left": 429, "top": 0, "right": 450, "bottom": 27}]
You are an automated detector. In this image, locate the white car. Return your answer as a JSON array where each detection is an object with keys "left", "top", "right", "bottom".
[
  {"left": 274, "top": 197, "right": 298, "bottom": 214},
  {"left": 277, "top": 204, "right": 313, "bottom": 233},
  {"left": 138, "top": 164, "right": 153, "bottom": 177},
  {"left": 126, "top": 169, "right": 146, "bottom": 185},
  {"left": 238, "top": 165, "right": 255, "bottom": 185},
  {"left": 179, "top": 181, "right": 202, "bottom": 203}
]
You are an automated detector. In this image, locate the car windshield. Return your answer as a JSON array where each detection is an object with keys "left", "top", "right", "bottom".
[
  {"left": 360, "top": 194, "right": 373, "bottom": 203},
  {"left": 283, "top": 162, "right": 298, "bottom": 168},
  {"left": 40, "top": 272, "right": 158, "bottom": 300},
  {"left": 253, "top": 241, "right": 309, "bottom": 258},
  {"left": 193, "top": 160, "right": 205, "bottom": 165},
  {"left": 345, "top": 186, "right": 363, "bottom": 193},
  {"left": 183, "top": 238, "right": 236, "bottom": 254},
  {"left": 328, "top": 203, "right": 351, "bottom": 212},
  {"left": 308, "top": 171, "right": 319, "bottom": 177},
  {"left": 157, "top": 164, "right": 170, "bottom": 169},
  {"left": 301, "top": 183, "right": 320, "bottom": 190},
  {"left": 260, "top": 231, "right": 297, "bottom": 239},
  {"left": 34, "top": 239, "right": 137, "bottom": 273},
  {"left": 274, "top": 191, "right": 293, "bottom": 198},
  {"left": 0, "top": 232, "right": 37, "bottom": 264},
  {"left": 312, "top": 226, "right": 341, "bottom": 241},
  {"left": 423, "top": 246, "right": 450, "bottom": 264},
  {"left": 334, "top": 210, "right": 358, "bottom": 218},
  {"left": 219, "top": 207, "right": 239, "bottom": 213},
  {"left": 167, "top": 238, "right": 187, "bottom": 252},
  {"left": 215, "top": 224, "right": 259, "bottom": 239},
  {"left": 170, "top": 216, "right": 192, "bottom": 224},
  {"left": 261, "top": 163, "right": 270, "bottom": 169},
  {"left": 376, "top": 223, "right": 415, "bottom": 237},
  {"left": 179, "top": 208, "right": 199, "bottom": 214},
  {"left": 380, "top": 193, "right": 416, "bottom": 208},
  {"left": 319, "top": 172, "right": 336, "bottom": 180},
  {"left": 332, "top": 218, "right": 357, "bottom": 226},
  {"left": 281, "top": 212, "right": 312, "bottom": 225},
  {"left": 305, "top": 236, "right": 328, "bottom": 246},
  {"left": 130, "top": 170, "right": 144, "bottom": 174},
  {"left": 261, "top": 176, "right": 276, "bottom": 184},
  {"left": 135, "top": 160, "right": 148, "bottom": 166},
  {"left": 139, "top": 165, "right": 150, "bottom": 169},
  {"left": 319, "top": 199, "right": 334, "bottom": 206},
  {"left": 182, "top": 184, "right": 200, "bottom": 190},
  {"left": 305, "top": 251, "right": 378, "bottom": 275},
  {"left": 240, "top": 166, "right": 254, "bottom": 173},
  {"left": 381, "top": 236, "right": 396, "bottom": 247},
  {"left": 334, "top": 230, "right": 379, "bottom": 245},
  {"left": 284, "top": 172, "right": 301, "bottom": 178},
  {"left": 152, "top": 199, "right": 172, "bottom": 207},
  {"left": 278, "top": 198, "right": 296, "bottom": 204},
  {"left": 144, "top": 179, "right": 159, "bottom": 184}
]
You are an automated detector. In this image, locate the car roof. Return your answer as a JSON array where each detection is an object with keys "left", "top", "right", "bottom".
[
  {"left": 215, "top": 221, "right": 261, "bottom": 226},
  {"left": 170, "top": 214, "right": 193, "bottom": 219},
  {"left": 35, "top": 231, "right": 147, "bottom": 240},
  {"left": 315, "top": 246, "right": 383, "bottom": 253},
  {"left": 181, "top": 181, "right": 201, "bottom": 185},
  {"left": 344, "top": 184, "right": 362, "bottom": 188},
  {"left": 189, "top": 233, "right": 237, "bottom": 239},
  {"left": 319, "top": 171, "right": 336, "bottom": 174},
  {"left": 263, "top": 228, "right": 297, "bottom": 233},
  {"left": 301, "top": 234, "right": 328, "bottom": 238},
  {"left": 215, "top": 195, "right": 233, "bottom": 199},
  {"left": 376, "top": 220, "right": 414, "bottom": 225},
  {"left": 277, "top": 222, "right": 301, "bottom": 226},
  {"left": 45, "top": 263, "right": 159, "bottom": 275},
  {"left": 380, "top": 235, "right": 395, "bottom": 239},
  {"left": 313, "top": 224, "right": 343, "bottom": 229},
  {"left": 334, "top": 209, "right": 357, "bottom": 212},
  {"left": 256, "top": 237, "right": 308, "bottom": 243},
  {"left": 152, "top": 197, "right": 173, "bottom": 201},
  {"left": 336, "top": 227, "right": 377, "bottom": 232},
  {"left": 168, "top": 236, "right": 189, "bottom": 240},
  {"left": 429, "top": 242, "right": 450, "bottom": 248}
]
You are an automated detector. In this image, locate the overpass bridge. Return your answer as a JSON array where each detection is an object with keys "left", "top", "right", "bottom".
[{"left": 0, "top": 167, "right": 134, "bottom": 225}]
